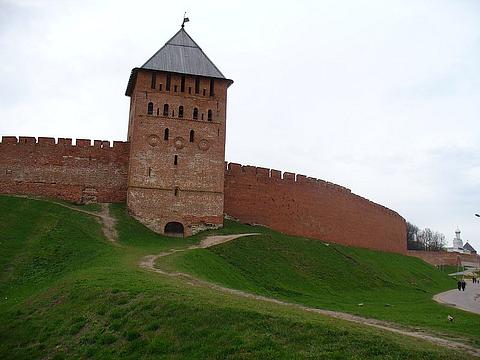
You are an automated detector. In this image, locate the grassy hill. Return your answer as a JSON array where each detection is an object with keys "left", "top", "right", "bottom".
[
  {"left": 160, "top": 229, "right": 480, "bottom": 345},
  {"left": 0, "top": 195, "right": 478, "bottom": 359}
]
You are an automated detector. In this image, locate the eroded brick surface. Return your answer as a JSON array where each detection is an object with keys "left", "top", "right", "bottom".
[{"left": 0, "top": 137, "right": 129, "bottom": 203}]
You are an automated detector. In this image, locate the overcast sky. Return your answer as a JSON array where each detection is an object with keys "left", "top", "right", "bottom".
[{"left": 1, "top": 0, "right": 479, "bottom": 251}]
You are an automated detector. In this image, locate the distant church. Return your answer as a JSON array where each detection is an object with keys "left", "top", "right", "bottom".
[{"left": 446, "top": 228, "right": 477, "bottom": 254}]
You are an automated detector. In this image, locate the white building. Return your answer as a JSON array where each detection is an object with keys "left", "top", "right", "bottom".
[
  {"left": 446, "top": 228, "right": 476, "bottom": 254},
  {"left": 452, "top": 228, "right": 463, "bottom": 249}
]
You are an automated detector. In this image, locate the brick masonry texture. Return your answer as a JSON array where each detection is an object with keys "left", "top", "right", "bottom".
[
  {"left": 224, "top": 162, "right": 407, "bottom": 254},
  {"left": 407, "top": 250, "right": 480, "bottom": 266},
  {"left": 126, "top": 70, "right": 229, "bottom": 236},
  {"left": 0, "top": 136, "right": 129, "bottom": 203},
  {"left": 0, "top": 135, "right": 408, "bottom": 253}
]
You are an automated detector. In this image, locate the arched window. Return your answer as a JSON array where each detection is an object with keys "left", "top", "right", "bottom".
[
  {"left": 189, "top": 130, "right": 195, "bottom": 142},
  {"left": 178, "top": 106, "right": 184, "bottom": 118},
  {"left": 163, "top": 104, "right": 169, "bottom": 116},
  {"left": 193, "top": 108, "right": 198, "bottom": 120},
  {"left": 164, "top": 128, "right": 169, "bottom": 140},
  {"left": 147, "top": 102, "right": 153, "bottom": 115},
  {"left": 208, "top": 110, "right": 213, "bottom": 121}
]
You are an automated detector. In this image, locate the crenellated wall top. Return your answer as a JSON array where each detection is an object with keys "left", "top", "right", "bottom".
[
  {"left": 1, "top": 136, "right": 129, "bottom": 150},
  {"left": 225, "top": 162, "right": 403, "bottom": 220}
]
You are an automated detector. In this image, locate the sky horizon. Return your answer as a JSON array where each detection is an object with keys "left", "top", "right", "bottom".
[{"left": 1, "top": 0, "right": 479, "bottom": 251}]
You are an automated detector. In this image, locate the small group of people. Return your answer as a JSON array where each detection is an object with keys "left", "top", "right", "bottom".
[
  {"left": 473, "top": 277, "right": 477, "bottom": 284},
  {"left": 457, "top": 280, "right": 466, "bottom": 291}
]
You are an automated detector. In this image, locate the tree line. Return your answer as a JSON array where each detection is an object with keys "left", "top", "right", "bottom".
[{"left": 407, "top": 222, "right": 446, "bottom": 251}]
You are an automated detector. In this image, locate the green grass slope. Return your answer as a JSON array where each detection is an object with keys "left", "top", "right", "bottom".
[
  {"left": 0, "top": 196, "right": 477, "bottom": 359},
  {"left": 160, "top": 232, "right": 480, "bottom": 345}
]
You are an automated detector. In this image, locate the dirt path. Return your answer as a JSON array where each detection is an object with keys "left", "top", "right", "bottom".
[
  {"left": 139, "top": 234, "right": 259, "bottom": 276},
  {"left": 98, "top": 203, "right": 118, "bottom": 243},
  {"left": 196, "top": 233, "right": 260, "bottom": 248},
  {"left": 52, "top": 201, "right": 118, "bottom": 244},
  {"left": 141, "top": 234, "right": 480, "bottom": 358},
  {"left": 20, "top": 197, "right": 480, "bottom": 357},
  {"left": 18, "top": 196, "right": 118, "bottom": 244}
]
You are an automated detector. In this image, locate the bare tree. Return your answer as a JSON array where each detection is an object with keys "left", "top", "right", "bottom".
[
  {"left": 429, "top": 231, "right": 446, "bottom": 251},
  {"left": 416, "top": 228, "right": 446, "bottom": 251}
]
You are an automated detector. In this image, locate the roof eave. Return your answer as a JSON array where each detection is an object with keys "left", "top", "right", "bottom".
[
  {"left": 125, "top": 68, "right": 139, "bottom": 97},
  {"left": 125, "top": 67, "right": 233, "bottom": 96}
]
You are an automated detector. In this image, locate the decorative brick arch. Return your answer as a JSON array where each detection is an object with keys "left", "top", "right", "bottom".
[{"left": 164, "top": 222, "right": 184, "bottom": 237}]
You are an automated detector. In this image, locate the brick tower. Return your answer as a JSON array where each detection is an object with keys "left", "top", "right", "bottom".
[{"left": 125, "top": 26, "right": 233, "bottom": 236}]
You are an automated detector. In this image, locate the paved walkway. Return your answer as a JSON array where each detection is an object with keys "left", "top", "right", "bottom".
[
  {"left": 448, "top": 268, "right": 478, "bottom": 277},
  {"left": 434, "top": 280, "right": 480, "bottom": 315}
]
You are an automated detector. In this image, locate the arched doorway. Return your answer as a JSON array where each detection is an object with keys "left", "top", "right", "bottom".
[{"left": 164, "top": 222, "right": 184, "bottom": 237}]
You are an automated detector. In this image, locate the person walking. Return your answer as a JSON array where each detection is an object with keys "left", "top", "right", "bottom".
[
  {"left": 457, "top": 280, "right": 462, "bottom": 291},
  {"left": 461, "top": 280, "right": 466, "bottom": 291}
]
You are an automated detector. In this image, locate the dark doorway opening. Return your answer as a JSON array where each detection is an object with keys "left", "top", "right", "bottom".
[{"left": 164, "top": 222, "right": 184, "bottom": 237}]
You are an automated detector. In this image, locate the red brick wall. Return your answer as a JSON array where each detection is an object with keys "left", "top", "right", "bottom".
[
  {"left": 0, "top": 134, "right": 409, "bottom": 254},
  {"left": 224, "top": 163, "right": 407, "bottom": 254},
  {"left": 407, "top": 250, "right": 480, "bottom": 266},
  {"left": 0, "top": 136, "right": 129, "bottom": 203}
]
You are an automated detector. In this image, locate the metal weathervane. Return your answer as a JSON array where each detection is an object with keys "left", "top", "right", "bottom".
[{"left": 181, "top": 12, "right": 190, "bottom": 28}]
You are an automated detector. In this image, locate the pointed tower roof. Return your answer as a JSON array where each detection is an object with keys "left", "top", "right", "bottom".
[
  {"left": 126, "top": 28, "right": 231, "bottom": 96},
  {"left": 142, "top": 28, "right": 225, "bottom": 78}
]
